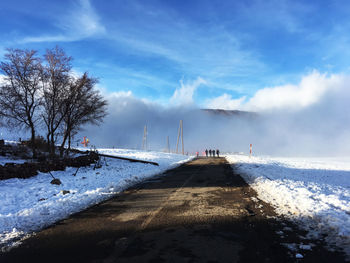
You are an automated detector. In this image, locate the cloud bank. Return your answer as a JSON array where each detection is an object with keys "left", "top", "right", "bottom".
[
  {"left": 208, "top": 71, "right": 348, "bottom": 112},
  {"left": 81, "top": 71, "right": 350, "bottom": 157}
]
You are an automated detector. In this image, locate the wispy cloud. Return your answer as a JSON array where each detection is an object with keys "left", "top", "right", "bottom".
[
  {"left": 21, "top": 0, "right": 105, "bottom": 43},
  {"left": 102, "top": 1, "right": 267, "bottom": 80},
  {"left": 59, "top": 0, "right": 105, "bottom": 37},
  {"left": 170, "top": 77, "right": 206, "bottom": 106},
  {"left": 7, "top": 0, "right": 350, "bottom": 110},
  {"left": 238, "top": 0, "right": 312, "bottom": 33},
  {"left": 21, "top": 35, "right": 72, "bottom": 43}
]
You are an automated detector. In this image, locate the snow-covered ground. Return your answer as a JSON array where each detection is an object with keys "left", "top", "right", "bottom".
[
  {"left": 0, "top": 156, "right": 27, "bottom": 165},
  {"left": 0, "top": 148, "right": 192, "bottom": 251},
  {"left": 226, "top": 154, "right": 350, "bottom": 256}
]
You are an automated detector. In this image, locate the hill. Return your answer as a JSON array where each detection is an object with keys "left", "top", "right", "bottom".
[{"left": 201, "top": 108, "right": 257, "bottom": 118}]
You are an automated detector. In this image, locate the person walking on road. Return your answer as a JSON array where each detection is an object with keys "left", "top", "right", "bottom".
[
  {"left": 212, "top": 149, "right": 216, "bottom": 157},
  {"left": 205, "top": 149, "right": 208, "bottom": 157},
  {"left": 209, "top": 149, "right": 212, "bottom": 157},
  {"left": 216, "top": 149, "right": 220, "bottom": 157}
]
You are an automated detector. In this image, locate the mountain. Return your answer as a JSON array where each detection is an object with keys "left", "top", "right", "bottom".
[{"left": 201, "top": 108, "right": 257, "bottom": 118}]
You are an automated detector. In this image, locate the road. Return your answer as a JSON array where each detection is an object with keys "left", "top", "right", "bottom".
[{"left": 0, "top": 157, "right": 346, "bottom": 262}]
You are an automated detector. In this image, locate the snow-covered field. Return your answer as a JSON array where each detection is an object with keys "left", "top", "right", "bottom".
[
  {"left": 226, "top": 154, "right": 350, "bottom": 256},
  {"left": 0, "top": 148, "right": 192, "bottom": 250}
]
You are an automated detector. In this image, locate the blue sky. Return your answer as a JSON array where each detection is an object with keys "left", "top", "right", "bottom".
[{"left": 1, "top": 0, "right": 350, "bottom": 108}]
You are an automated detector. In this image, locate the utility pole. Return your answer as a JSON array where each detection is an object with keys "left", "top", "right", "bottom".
[
  {"left": 181, "top": 120, "right": 184, "bottom": 155},
  {"left": 166, "top": 136, "right": 170, "bottom": 153},
  {"left": 142, "top": 125, "right": 147, "bottom": 151},
  {"left": 176, "top": 120, "right": 184, "bottom": 155}
]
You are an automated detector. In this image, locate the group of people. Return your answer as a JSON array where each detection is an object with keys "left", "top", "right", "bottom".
[{"left": 205, "top": 149, "right": 219, "bottom": 157}]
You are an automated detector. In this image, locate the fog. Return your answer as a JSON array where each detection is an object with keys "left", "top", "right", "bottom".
[
  {"left": 80, "top": 71, "right": 350, "bottom": 157},
  {"left": 82, "top": 75, "right": 350, "bottom": 157}
]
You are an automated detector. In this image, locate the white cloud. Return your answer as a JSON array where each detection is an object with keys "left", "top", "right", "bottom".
[
  {"left": 0, "top": 74, "right": 7, "bottom": 85},
  {"left": 245, "top": 71, "right": 345, "bottom": 111},
  {"left": 21, "top": 0, "right": 105, "bottom": 43},
  {"left": 109, "top": 90, "right": 133, "bottom": 99},
  {"left": 206, "top": 93, "right": 246, "bottom": 110},
  {"left": 21, "top": 35, "right": 71, "bottom": 44},
  {"left": 170, "top": 77, "right": 206, "bottom": 106},
  {"left": 207, "top": 71, "right": 348, "bottom": 112}
]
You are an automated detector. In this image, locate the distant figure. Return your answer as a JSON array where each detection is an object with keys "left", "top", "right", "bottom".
[
  {"left": 212, "top": 149, "right": 215, "bottom": 157},
  {"left": 196, "top": 151, "right": 199, "bottom": 157},
  {"left": 209, "top": 149, "right": 212, "bottom": 157},
  {"left": 216, "top": 149, "right": 220, "bottom": 157},
  {"left": 205, "top": 149, "right": 208, "bottom": 157}
]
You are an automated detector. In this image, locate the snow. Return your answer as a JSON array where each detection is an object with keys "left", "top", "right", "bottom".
[
  {"left": 2, "top": 148, "right": 349, "bottom": 256},
  {"left": 299, "top": 244, "right": 312, "bottom": 250},
  {"left": 0, "top": 156, "right": 27, "bottom": 165},
  {"left": 226, "top": 154, "right": 350, "bottom": 257},
  {"left": 296, "top": 253, "right": 304, "bottom": 259},
  {"left": 0, "top": 148, "right": 192, "bottom": 250}
]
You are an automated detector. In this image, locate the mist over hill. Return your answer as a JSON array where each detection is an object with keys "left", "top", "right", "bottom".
[
  {"left": 81, "top": 72, "right": 350, "bottom": 157},
  {"left": 78, "top": 88, "right": 349, "bottom": 157},
  {"left": 83, "top": 104, "right": 255, "bottom": 154}
]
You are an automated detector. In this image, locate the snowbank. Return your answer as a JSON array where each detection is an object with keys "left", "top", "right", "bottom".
[
  {"left": 0, "top": 149, "right": 192, "bottom": 250},
  {"left": 226, "top": 154, "right": 350, "bottom": 256}
]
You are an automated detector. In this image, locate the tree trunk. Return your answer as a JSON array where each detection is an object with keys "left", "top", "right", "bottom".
[
  {"left": 50, "top": 132, "right": 55, "bottom": 156},
  {"left": 30, "top": 125, "right": 36, "bottom": 159},
  {"left": 68, "top": 131, "right": 71, "bottom": 150},
  {"left": 59, "top": 131, "right": 69, "bottom": 157},
  {"left": 46, "top": 133, "right": 50, "bottom": 152}
]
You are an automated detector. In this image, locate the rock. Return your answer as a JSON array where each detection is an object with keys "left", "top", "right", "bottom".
[{"left": 50, "top": 178, "right": 62, "bottom": 185}]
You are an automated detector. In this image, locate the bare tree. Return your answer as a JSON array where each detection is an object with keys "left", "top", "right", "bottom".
[
  {"left": 60, "top": 73, "right": 107, "bottom": 156},
  {"left": 41, "top": 46, "right": 72, "bottom": 155},
  {"left": 0, "top": 49, "right": 42, "bottom": 157}
]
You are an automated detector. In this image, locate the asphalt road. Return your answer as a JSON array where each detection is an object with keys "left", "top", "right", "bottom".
[{"left": 0, "top": 157, "right": 347, "bottom": 262}]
